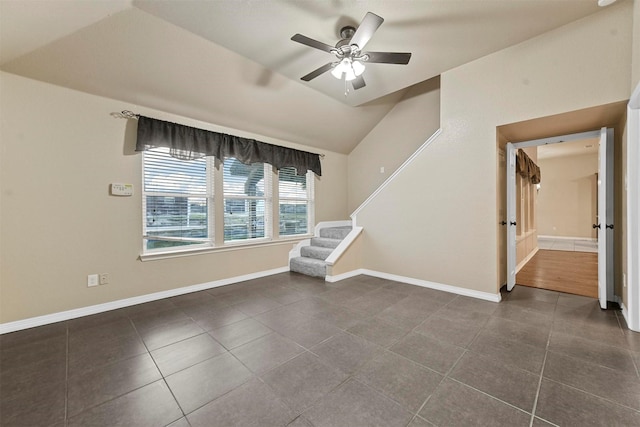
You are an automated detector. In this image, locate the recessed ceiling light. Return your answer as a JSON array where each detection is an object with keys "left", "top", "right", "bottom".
[{"left": 598, "top": 0, "right": 617, "bottom": 7}]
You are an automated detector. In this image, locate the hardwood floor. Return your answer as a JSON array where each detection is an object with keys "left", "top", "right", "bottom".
[{"left": 516, "top": 249, "right": 598, "bottom": 298}]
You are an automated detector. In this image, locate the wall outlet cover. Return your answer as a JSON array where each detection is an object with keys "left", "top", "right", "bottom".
[{"left": 87, "top": 274, "right": 99, "bottom": 287}]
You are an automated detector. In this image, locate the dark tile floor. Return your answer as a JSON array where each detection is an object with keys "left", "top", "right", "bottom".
[{"left": 1, "top": 273, "right": 639, "bottom": 426}]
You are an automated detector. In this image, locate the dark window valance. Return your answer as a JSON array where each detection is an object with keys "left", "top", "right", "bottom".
[
  {"left": 135, "top": 116, "right": 321, "bottom": 176},
  {"left": 516, "top": 150, "right": 541, "bottom": 184}
]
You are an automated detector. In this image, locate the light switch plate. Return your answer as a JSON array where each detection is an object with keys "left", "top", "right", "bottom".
[{"left": 110, "top": 183, "right": 134, "bottom": 196}]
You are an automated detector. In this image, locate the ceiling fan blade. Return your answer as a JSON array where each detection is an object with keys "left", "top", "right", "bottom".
[
  {"left": 363, "top": 51, "right": 412, "bottom": 65},
  {"left": 352, "top": 75, "right": 366, "bottom": 90},
  {"left": 349, "top": 12, "right": 384, "bottom": 50},
  {"left": 301, "top": 62, "right": 334, "bottom": 81},
  {"left": 291, "top": 34, "right": 335, "bottom": 53}
]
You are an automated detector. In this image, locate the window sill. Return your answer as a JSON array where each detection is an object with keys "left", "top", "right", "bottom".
[{"left": 139, "top": 235, "right": 311, "bottom": 262}]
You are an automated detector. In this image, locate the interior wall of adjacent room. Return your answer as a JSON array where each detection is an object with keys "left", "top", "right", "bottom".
[
  {"left": 354, "top": 2, "right": 632, "bottom": 295},
  {"left": 347, "top": 76, "right": 440, "bottom": 212},
  {"left": 0, "top": 72, "right": 349, "bottom": 324},
  {"left": 537, "top": 153, "right": 598, "bottom": 239}
]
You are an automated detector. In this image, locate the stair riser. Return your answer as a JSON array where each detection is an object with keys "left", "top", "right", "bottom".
[
  {"left": 310, "top": 237, "right": 341, "bottom": 249},
  {"left": 301, "top": 246, "right": 333, "bottom": 260},
  {"left": 290, "top": 258, "right": 326, "bottom": 278},
  {"left": 319, "top": 227, "right": 352, "bottom": 240}
]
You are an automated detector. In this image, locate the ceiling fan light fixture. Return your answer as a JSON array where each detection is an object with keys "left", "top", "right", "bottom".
[
  {"left": 331, "top": 58, "right": 365, "bottom": 81},
  {"left": 352, "top": 60, "right": 365, "bottom": 76}
]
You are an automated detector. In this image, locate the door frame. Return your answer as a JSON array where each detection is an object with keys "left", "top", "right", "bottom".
[
  {"left": 506, "top": 129, "right": 607, "bottom": 294},
  {"left": 627, "top": 83, "right": 640, "bottom": 331}
]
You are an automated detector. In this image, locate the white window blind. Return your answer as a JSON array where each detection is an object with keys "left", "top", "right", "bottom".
[
  {"left": 141, "top": 151, "right": 313, "bottom": 255},
  {"left": 143, "top": 148, "right": 213, "bottom": 251},
  {"left": 278, "top": 167, "right": 313, "bottom": 236},
  {"left": 222, "top": 158, "right": 272, "bottom": 242}
]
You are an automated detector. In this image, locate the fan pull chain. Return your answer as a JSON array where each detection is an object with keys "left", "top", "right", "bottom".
[{"left": 344, "top": 78, "right": 350, "bottom": 97}]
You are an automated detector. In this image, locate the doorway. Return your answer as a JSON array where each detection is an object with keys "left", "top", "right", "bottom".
[
  {"left": 515, "top": 139, "right": 600, "bottom": 298},
  {"left": 496, "top": 100, "right": 636, "bottom": 330},
  {"left": 506, "top": 128, "right": 614, "bottom": 308}
]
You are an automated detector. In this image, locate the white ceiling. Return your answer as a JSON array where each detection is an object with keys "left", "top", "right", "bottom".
[
  {"left": 538, "top": 138, "right": 600, "bottom": 160},
  {"left": 0, "top": 0, "right": 607, "bottom": 154}
]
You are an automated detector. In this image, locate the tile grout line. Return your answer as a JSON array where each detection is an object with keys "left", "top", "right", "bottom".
[
  {"left": 128, "top": 316, "right": 188, "bottom": 423},
  {"left": 541, "top": 376, "right": 640, "bottom": 414},
  {"left": 410, "top": 348, "right": 469, "bottom": 426},
  {"left": 403, "top": 303, "right": 500, "bottom": 426},
  {"left": 528, "top": 349, "right": 549, "bottom": 427},
  {"left": 527, "top": 295, "right": 560, "bottom": 427}
]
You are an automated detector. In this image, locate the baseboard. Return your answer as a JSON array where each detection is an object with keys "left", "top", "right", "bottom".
[
  {"left": 516, "top": 247, "right": 539, "bottom": 274},
  {"left": 327, "top": 268, "right": 501, "bottom": 303},
  {"left": 325, "top": 269, "right": 367, "bottom": 283},
  {"left": 538, "top": 235, "right": 597, "bottom": 242},
  {"left": 0, "top": 266, "right": 289, "bottom": 335}
]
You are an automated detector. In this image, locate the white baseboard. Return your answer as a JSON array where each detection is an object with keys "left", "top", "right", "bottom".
[
  {"left": 327, "top": 268, "right": 501, "bottom": 303},
  {"left": 325, "top": 269, "right": 367, "bottom": 283},
  {"left": 0, "top": 266, "right": 289, "bottom": 335},
  {"left": 516, "top": 247, "right": 539, "bottom": 274},
  {"left": 538, "top": 235, "right": 597, "bottom": 242}
]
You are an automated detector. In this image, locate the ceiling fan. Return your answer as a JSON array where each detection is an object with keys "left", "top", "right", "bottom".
[{"left": 291, "top": 12, "right": 411, "bottom": 91}]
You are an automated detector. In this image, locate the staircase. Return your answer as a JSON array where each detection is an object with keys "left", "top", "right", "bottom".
[{"left": 290, "top": 226, "right": 352, "bottom": 278}]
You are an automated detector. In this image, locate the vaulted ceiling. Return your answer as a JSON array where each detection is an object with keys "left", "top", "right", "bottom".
[{"left": 0, "top": 0, "right": 606, "bottom": 154}]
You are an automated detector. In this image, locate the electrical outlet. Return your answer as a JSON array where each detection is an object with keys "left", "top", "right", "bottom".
[
  {"left": 87, "top": 274, "right": 99, "bottom": 287},
  {"left": 99, "top": 273, "right": 109, "bottom": 285}
]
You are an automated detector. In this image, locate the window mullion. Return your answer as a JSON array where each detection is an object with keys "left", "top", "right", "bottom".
[
  {"left": 213, "top": 157, "right": 225, "bottom": 246},
  {"left": 271, "top": 166, "right": 279, "bottom": 240}
]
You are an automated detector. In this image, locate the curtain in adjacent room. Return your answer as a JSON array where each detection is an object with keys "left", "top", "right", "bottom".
[
  {"left": 516, "top": 149, "right": 541, "bottom": 184},
  {"left": 135, "top": 116, "right": 322, "bottom": 176}
]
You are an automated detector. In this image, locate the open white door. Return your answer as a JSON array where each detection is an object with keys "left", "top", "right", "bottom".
[
  {"left": 597, "top": 127, "right": 608, "bottom": 309},
  {"left": 506, "top": 143, "right": 517, "bottom": 291},
  {"left": 506, "top": 129, "right": 606, "bottom": 296}
]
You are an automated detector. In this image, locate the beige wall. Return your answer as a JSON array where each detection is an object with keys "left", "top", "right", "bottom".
[
  {"left": 0, "top": 72, "right": 348, "bottom": 323},
  {"left": 353, "top": 2, "right": 633, "bottom": 295},
  {"left": 537, "top": 153, "right": 598, "bottom": 239},
  {"left": 347, "top": 77, "right": 440, "bottom": 212},
  {"left": 327, "top": 233, "right": 363, "bottom": 277}
]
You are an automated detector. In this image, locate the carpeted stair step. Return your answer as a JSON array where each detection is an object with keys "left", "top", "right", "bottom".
[
  {"left": 310, "top": 237, "right": 342, "bottom": 249},
  {"left": 319, "top": 226, "right": 352, "bottom": 240},
  {"left": 301, "top": 245, "right": 333, "bottom": 261},
  {"left": 290, "top": 257, "right": 327, "bottom": 278}
]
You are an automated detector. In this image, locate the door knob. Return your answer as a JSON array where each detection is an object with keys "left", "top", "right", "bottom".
[
  {"left": 606, "top": 224, "right": 614, "bottom": 229},
  {"left": 500, "top": 221, "right": 507, "bottom": 226},
  {"left": 592, "top": 224, "right": 601, "bottom": 229},
  {"left": 510, "top": 221, "right": 517, "bottom": 226}
]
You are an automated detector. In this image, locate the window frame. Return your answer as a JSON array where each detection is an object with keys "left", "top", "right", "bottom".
[{"left": 140, "top": 149, "right": 314, "bottom": 258}]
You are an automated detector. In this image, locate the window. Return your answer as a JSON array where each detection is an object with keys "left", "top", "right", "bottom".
[
  {"left": 278, "top": 167, "right": 313, "bottom": 236},
  {"left": 143, "top": 148, "right": 212, "bottom": 251},
  {"left": 142, "top": 149, "right": 313, "bottom": 254},
  {"left": 223, "top": 159, "right": 271, "bottom": 242}
]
